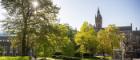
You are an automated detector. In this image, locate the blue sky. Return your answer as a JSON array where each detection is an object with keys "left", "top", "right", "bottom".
[
  {"left": 53, "top": 0, "right": 140, "bottom": 30},
  {"left": 0, "top": 0, "right": 140, "bottom": 31}
]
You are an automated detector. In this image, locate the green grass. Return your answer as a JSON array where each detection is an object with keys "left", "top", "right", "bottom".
[
  {"left": 0, "top": 56, "right": 30, "bottom": 60},
  {"left": 81, "top": 58, "right": 96, "bottom": 60},
  {"left": 38, "top": 56, "right": 112, "bottom": 60},
  {"left": 81, "top": 56, "right": 112, "bottom": 60},
  {"left": 96, "top": 56, "right": 112, "bottom": 60},
  {"left": 48, "top": 57, "right": 112, "bottom": 60}
]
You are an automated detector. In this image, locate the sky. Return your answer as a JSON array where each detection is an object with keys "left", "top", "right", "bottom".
[
  {"left": 53, "top": 0, "right": 140, "bottom": 30},
  {"left": 0, "top": 0, "right": 140, "bottom": 32}
]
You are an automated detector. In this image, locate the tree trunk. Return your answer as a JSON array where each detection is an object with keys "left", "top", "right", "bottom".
[
  {"left": 21, "top": 0, "right": 27, "bottom": 56},
  {"left": 13, "top": 48, "right": 15, "bottom": 56},
  {"left": 111, "top": 42, "right": 114, "bottom": 58}
]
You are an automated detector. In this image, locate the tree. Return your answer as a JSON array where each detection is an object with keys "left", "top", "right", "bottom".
[
  {"left": 65, "top": 24, "right": 77, "bottom": 42},
  {"left": 61, "top": 38, "right": 76, "bottom": 57},
  {"left": 34, "top": 24, "right": 76, "bottom": 57},
  {"left": 75, "top": 21, "right": 98, "bottom": 57},
  {"left": 10, "top": 36, "right": 19, "bottom": 56},
  {"left": 105, "top": 25, "right": 124, "bottom": 50},
  {"left": 97, "top": 24, "right": 126, "bottom": 57},
  {"left": 97, "top": 29, "right": 112, "bottom": 57},
  {"left": 1, "top": 0, "right": 59, "bottom": 56},
  {"left": 59, "top": 24, "right": 77, "bottom": 57},
  {"left": 0, "top": 45, "right": 3, "bottom": 55}
]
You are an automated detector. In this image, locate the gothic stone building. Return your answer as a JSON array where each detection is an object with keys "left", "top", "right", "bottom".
[{"left": 94, "top": 9, "right": 140, "bottom": 58}]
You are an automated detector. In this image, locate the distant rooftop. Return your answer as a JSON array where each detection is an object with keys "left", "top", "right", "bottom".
[{"left": 118, "top": 26, "right": 132, "bottom": 31}]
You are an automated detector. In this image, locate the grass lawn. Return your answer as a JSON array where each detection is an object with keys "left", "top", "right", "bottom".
[
  {"left": 81, "top": 58, "right": 96, "bottom": 60},
  {"left": 37, "top": 56, "right": 112, "bottom": 60},
  {"left": 0, "top": 56, "right": 112, "bottom": 60},
  {"left": 47, "top": 56, "right": 112, "bottom": 60},
  {"left": 96, "top": 56, "right": 112, "bottom": 60},
  {"left": 0, "top": 56, "right": 30, "bottom": 60},
  {"left": 81, "top": 57, "right": 112, "bottom": 60}
]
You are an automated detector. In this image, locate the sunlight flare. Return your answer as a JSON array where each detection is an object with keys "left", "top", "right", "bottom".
[{"left": 32, "top": 0, "right": 39, "bottom": 8}]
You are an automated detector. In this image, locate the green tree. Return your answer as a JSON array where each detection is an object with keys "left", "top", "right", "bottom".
[
  {"left": 97, "top": 29, "right": 112, "bottom": 57},
  {"left": 10, "top": 36, "right": 19, "bottom": 56},
  {"left": 34, "top": 24, "right": 76, "bottom": 57},
  {"left": 1, "top": 0, "right": 59, "bottom": 56},
  {"left": 97, "top": 24, "right": 126, "bottom": 57},
  {"left": 0, "top": 45, "right": 3, "bottom": 55},
  {"left": 75, "top": 21, "right": 98, "bottom": 57},
  {"left": 105, "top": 25, "right": 124, "bottom": 50},
  {"left": 61, "top": 38, "right": 76, "bottom": 57},
  {"left": 35, "top": 24, "right": 59, "bottom": 57},
  {"left": 59, "top": 24, "right": 76, "bottom": 57}
]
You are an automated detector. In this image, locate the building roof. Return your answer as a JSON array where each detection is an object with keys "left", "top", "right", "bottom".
[
  {"left": 118, "top": 26, "right": 132, "bottom": 31},
  {"left": 133, "top": 31, "right": 140, "bottom": 35}
]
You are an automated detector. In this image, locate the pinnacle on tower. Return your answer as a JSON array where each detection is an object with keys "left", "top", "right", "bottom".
[{"left": 95, "top": 8, "right": 102, "bottom": 31}]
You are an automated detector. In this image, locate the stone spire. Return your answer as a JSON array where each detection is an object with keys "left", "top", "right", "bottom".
[{"left": 95, "top": 8, "right": 102, "bottom": 31}]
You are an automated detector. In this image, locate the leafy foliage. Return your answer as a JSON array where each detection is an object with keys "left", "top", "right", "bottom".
[
  {"left": 56, "top": 24, "right": 76, "bottom": 57},
  {"left": 1, "top": 0, "right": 125, "bottom": 57},
  {"left": 97, "top": 24, "right": 126, "bottom": 55},
  {"left": 1, "top": 0, "right": 59, "bottom": 56},
  {"left": 97, "top": 30, "right": 112, "bottom": 54},
  {"left": 75, "top": 21, "right": 98, "bottom": 54}
]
